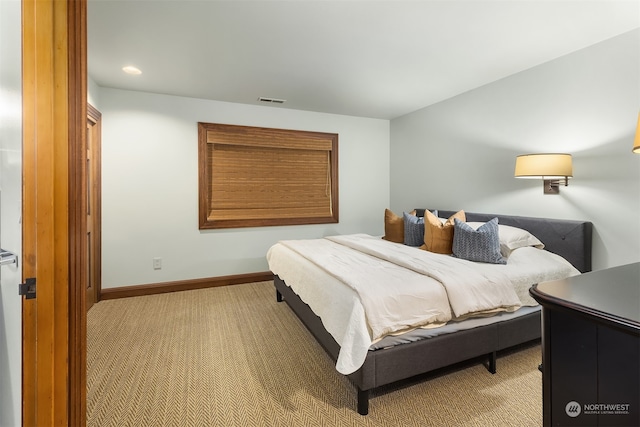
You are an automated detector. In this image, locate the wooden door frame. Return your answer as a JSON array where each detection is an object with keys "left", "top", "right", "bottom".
[
  {"left": 69, "top": 1, "right": 88, "bottom": 425},
  {"left": 87, "top": 103, "right": 102, "bottom": 308},
  {"left": 22, "top": 0, "right": 86, "bottom": 425}
]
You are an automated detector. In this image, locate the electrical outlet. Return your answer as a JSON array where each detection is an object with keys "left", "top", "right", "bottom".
[{"left": 153, "top": 257, "right": 162, "bottom": 270}]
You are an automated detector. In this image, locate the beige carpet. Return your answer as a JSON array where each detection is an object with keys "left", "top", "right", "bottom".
[{"left": 87, "top": 281, "right": 543, "bottom": 426}]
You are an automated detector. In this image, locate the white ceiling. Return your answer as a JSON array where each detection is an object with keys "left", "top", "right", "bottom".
[{"left": 87, "top": 0, "right": 640, "bottom": 120}]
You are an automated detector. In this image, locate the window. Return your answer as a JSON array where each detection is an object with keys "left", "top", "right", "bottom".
[{"left": 198, "top": 122, "right": 339, "bottom": 229}]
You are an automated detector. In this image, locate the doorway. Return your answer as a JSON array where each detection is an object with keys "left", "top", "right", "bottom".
[{"left": 86, "top": 104, "right": 102, "bottom": 311}]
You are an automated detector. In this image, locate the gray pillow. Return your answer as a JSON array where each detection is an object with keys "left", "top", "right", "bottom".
[
  {"left": 403, "top": 212, "right": 425, "bottom": 246},
  {"left": 452, "top": 217, "right": 506, "bottom": 264}
]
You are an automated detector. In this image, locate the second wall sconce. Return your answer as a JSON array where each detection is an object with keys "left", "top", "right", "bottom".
[{"left": 514, "top": 153, "right": 573, "bottom": 194}]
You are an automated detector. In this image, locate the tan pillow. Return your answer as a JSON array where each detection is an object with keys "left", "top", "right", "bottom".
[
  {"left": 383, "top": 209, "right": 415, "bottom": 243},
  {"left": 421, "top": 210, "right": 466, "bottom": 254}
]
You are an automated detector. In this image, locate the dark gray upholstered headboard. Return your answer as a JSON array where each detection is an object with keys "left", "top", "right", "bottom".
[{"left": 415, "top": 209, "right": 593, "bottom": 273}]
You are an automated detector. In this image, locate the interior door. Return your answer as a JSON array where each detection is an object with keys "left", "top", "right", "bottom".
[
  {"left": 0, "top": 1, "right": 24, "bottom": 425},
  {"left": 86, "top": 105, "right": 102, "bottom": 311},
  {"left": 21, "top": 0, "right": 87, "bottom": 425}
]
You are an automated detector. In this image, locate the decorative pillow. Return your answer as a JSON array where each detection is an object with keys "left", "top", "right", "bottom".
[
  {"left": 382, "top": 209, "right": 410, "bottom": 243},
  {"left": 421, "top": 210, "right": 465, "bottom": 254},
  {"left": 453, "top": 217, "right": 506, "bottom": 264},
  {"left": 403, "top": 212, "right": 425, "bottom": 246},
  {"left": 466, "top": 222, "right": 544, "bottom": 257}
]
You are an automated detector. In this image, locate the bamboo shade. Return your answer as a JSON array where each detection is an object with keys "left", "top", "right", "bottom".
[
  {"left": 207, "top": 128, "right": 333, "bottom": 151},
  {"left": 198, "top": 122, "right": 338, "bottom": 228}
]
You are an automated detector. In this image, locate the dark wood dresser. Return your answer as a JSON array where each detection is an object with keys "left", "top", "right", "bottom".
[{"left": 530, "top": 262, "right": 640, "bottom": 427}]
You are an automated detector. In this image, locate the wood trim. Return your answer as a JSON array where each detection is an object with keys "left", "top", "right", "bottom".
[
  {"left": 99, "top": 272, "right": 275, "bottom": 300},
  {"left": 87, "top": 103, "right": 101, "bottom": 121},
  {"left": 87, "top": 103, "right": 102, "bottom": 305},
  {"left": 68, "top": 1, "right": 88, "bottom": 426}
]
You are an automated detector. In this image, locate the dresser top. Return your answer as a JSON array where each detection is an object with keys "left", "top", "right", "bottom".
[{"left": 530, "top": 262, "right": 640, "bottom": 331}]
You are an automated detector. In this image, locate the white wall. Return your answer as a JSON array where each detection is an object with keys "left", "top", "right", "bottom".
[
  {"left": 88, "top": 76, "right": 102, "bottom": 110},
  {"left": 100, "top": 88, "right": 390, "bottom": 288},
  {"left": 390, "top": 30, "right": 640, "bottom": 271},
  {"left": 0, "top": 0, "right": 23, "bottom": 425}
]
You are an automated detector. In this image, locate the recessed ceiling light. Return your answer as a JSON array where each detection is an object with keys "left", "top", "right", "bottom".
[{"left": 122, "top": 66, "right": 142, "bottom": 75}]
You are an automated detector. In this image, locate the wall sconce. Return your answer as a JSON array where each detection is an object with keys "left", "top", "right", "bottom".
[
  {"left": 633, "top": 113, "right": 639, "bottom": 154},
  {"left": 514, "top": 153, "right": 573, "bottom": 194}
]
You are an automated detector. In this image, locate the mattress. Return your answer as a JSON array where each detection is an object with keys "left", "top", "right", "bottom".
[{"left": 370, "top": 305, "right": 541, "bottom": 350}]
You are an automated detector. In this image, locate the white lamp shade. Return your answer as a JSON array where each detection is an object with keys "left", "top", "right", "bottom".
[{"left": 514, "top": 153, "right": 573, "bottom": 179}]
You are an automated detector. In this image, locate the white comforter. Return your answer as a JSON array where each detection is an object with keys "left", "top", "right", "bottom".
[
  {"left": 327, "top": 234, "right": 522, "bottom": 320},
  {"left": 266, "top": 234, "right": 579, "bottom": 375},
  {"left": 277, "top": 236, "right": 453, "bottom": 341}
]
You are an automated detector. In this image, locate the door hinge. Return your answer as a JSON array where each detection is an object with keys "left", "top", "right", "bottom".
[{"left": 19, "top": 278, "right": 36, "bottom": 299}]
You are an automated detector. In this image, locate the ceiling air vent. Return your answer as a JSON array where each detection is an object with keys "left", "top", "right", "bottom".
[{"left": 258, "top": 97, "right": 286, "bottom": 104}]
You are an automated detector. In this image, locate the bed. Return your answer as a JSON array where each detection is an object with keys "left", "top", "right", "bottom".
[{"left": 267, "top": 210, "right": 593, "bottom": 415}]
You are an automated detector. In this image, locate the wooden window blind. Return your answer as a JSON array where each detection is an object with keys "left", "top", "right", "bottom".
[{"left": 198, "top": 122, "right": 339, "bottom": 229}]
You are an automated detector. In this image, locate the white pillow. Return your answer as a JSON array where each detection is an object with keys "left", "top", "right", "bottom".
[{"left": 466, "top": 222, "right": 544, "bottom": 257}]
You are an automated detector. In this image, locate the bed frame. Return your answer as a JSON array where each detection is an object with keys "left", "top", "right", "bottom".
[{"left": 273, "top": 210, "right": 593, "bottom": 415}]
